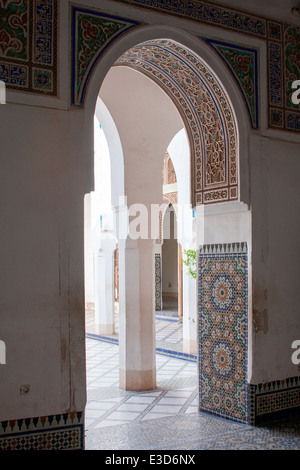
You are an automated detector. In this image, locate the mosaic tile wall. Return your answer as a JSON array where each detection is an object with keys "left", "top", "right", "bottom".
[
  {"left": 0, "top": 0, "right": 58, "bottom": 96},
  {"left": 198, "top": 242, "right": 249, "bottom": 424},
  {"left": 0, "top": 411, "right": 84, "bottom": 450},
  {"left": 155, "top": 253, "right": 162, "bottom": 311}
]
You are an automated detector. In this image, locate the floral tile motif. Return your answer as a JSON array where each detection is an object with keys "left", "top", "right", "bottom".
[
  {"left": 0, "top": 0, "right": 57, "bottom": 96},
  {"left": 71, "top": 7, "right": 141, "bottom": 106},
  {"left": 198, "top": 243, "right": 249, "bottom": 424},
  {"left": 204, "top": 39, "right": 259, "bottom": 129}
]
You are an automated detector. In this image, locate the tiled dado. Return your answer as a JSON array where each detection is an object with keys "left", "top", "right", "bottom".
[
  {"left": 0, "top": 412, "right": 84, "bottom": 450},
  {"left": 250, "top": 376, "right": 300, "bottom": 425},
  {"left": 198, "top": 243, "right": 249, "bottom": 424}
]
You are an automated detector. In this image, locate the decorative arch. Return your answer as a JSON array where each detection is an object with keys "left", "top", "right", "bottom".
[
  {"left": 163, "top": 152, "right": 177, "bottom": 186},
  {"left": 72, "top": 7, "right": 241, "bottom": 207},
  {"left": 113, "top": 39, "right": 239, "bottom": 206}
]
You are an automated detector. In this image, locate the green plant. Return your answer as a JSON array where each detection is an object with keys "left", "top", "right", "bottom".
[{"left": 182, "top": 249, "right": 197, "bottom": 279}]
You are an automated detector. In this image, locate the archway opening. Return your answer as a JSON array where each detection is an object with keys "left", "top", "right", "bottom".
[
  {"left": 83, "top": 31, "right": 249, "bottom": 431},
  {"left": 161, "top": 202, "right": 179, "bottom": 316}
]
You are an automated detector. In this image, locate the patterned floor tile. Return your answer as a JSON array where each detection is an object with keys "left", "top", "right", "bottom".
[{"left": 85, "top": 315, "right": 300, "bottom": 450}]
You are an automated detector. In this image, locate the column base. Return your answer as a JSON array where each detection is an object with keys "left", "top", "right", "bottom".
[
  {"left": 183, "top": 339, "right": 197, "bottom": 355},
  {"left": 119, "top": 368, "right": 156, "bottom": 391},
  {"left": 95, "top": 323, "right": 114, "bottom": 335}
]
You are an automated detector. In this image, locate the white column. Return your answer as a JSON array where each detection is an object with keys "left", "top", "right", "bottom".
[
  {"left": 84, "top": 193, "right": 94, "bottom": 309},
  {"left": 94, "top": 232, "right": 116, "bottom": 335},
  {"left": 182, "top": 259, "right": 197, "bottom": 354},
  {"left": 119, "top": 237, "right": 156, "bottom": 391},
  {"left": 179, "top": 205, "right": 198, "bottom": 355}
]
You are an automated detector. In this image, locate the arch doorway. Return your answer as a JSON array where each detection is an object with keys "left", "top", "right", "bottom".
[{"left": 82, "top": 25, "right": 251, "bottom": 423}]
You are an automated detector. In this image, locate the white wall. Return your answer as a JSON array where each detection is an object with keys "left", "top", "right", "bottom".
[{"left": 0, "top": 102, "right": 92, "bottom": 420}]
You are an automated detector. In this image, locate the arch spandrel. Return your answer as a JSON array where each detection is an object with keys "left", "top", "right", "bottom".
[{"left": 114, "top": 39, "right": 239, "bottom": 206}]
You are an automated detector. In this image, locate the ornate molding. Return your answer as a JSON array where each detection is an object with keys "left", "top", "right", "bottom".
[
  {"left": 111, "top": 0, "right": 300, "bottom": 133},
  {"left": 115, "top": 39, "right": 239, "bottom": 206}
]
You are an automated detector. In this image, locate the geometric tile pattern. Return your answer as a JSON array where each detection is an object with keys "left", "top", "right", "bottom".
[
  {"left": 85, "top": 411, "right": 300, "bottom": 450},
  {"left": 250, "top": 376, "right": 300, "bottom": 424},
  {"left": 0, "top": 411, "right": 84, "bottom": 450},
  {"left": 155, "top": 254, "right": 162, "bottom": 311},
  {"left": 0, "top": 0, "right": 57, "bottom": 96},
  {"left": 85, "top": 340, "right": 300, "bottom": 451},
  {"left": 71, "top": 6, "right": 141, "bottom": 106},
  {"left": 85, "top": 337, "right": 198, "bottom": 431},
  {"left": 256, "top": 388, "right": 300, "bottom": 417},
  {"left": 198, "top": 243, "right": 249, "bottom": 424},
  {"left": 204, "top": 39, "right": 259, "bottom": 129},
  {"left": 115, "top": 40, "right": 239, "bottom": 206}
]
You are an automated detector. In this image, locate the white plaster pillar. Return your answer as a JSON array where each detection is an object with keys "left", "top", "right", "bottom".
[
  {"left": 182, "top": 261, "right": 197, "bottom": 354},
  {"left": 179, "top": 206, "right": 198, "bottom": 354},
  {"left": 119, "top": 237, "right": 156, "bottom": 391},
  {"left": 94, "top": 232, "right": 116, "bottom": 335},
  {"left": 84, "top": 193, "right": 94, "bottom": 308}
]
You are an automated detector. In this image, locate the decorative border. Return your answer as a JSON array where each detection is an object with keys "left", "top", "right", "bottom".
[
  {"left": 250, "top": 376, "right": 300, "bottom": 424},
  {"left": 0, "top": 411, "right": 84, "bottom": 450},
  {"left": 114, "top": 39, "right": 238, "bottom": 206},
  {"left": 86, "top": 333, "right": 197, "bottom": 362},
  {"left": 113, "top": 0, "right": 267, "bottom": 38},
  {"left": 112, "top": 0, "right": 300, "bottom": 133},
  {"left": 0, "top": 0, "right": 58, "bottom": 96},
  {"left": 155, "top": 253, "right": 162, "bottom": 311}
]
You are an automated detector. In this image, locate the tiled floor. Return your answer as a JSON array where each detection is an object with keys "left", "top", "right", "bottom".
[
  {"left": 86, "top": 304, "right": 196, "bottom": 360},
  {"left": 84, "top": 307, "right": 300, "bottom": 450},
  {"left": 85, "top": 339, "right": 198, "bottom": 430}
]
